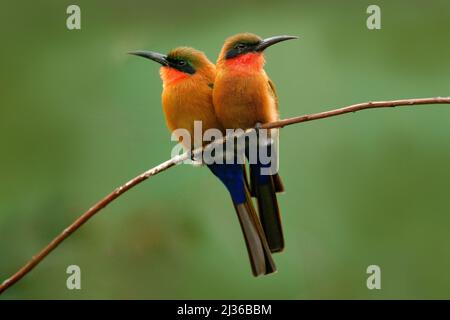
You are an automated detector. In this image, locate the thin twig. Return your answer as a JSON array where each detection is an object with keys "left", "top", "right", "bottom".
[{"left": 1, "top": 96, "right": 449, "bottom": 294}]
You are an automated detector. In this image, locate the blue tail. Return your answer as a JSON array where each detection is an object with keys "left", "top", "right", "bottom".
[
  {"left": 208, "top": 163, "right": 247, "bottom": 205},
  {"left": 207, "top": 163, "right": 276, "bottom": 276}
]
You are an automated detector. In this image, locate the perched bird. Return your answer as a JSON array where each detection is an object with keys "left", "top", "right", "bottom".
[
  {"left": 129, "top": 47, "right": 276, "bottom": 276},
  {"left": 213, "top": 33, "right": 298, "bottom": 253}
]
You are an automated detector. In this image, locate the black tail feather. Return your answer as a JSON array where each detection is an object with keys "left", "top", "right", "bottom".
[{"left": 250, "top": 167, "right": 285, "bottom": 253}]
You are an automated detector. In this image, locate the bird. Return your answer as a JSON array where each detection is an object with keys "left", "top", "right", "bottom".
[
  {"left": 129, "top": 46, "right": 276, "bottom": 276},
  {"left": 213, "top": 33, "right": 298, "bottom": 253}
]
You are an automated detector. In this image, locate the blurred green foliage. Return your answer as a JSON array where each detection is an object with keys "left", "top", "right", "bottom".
[{"left": 1, "top": 0, "right": 450, "bottom": 299}]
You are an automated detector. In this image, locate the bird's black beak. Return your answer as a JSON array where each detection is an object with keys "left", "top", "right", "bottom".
[
  {"left": 128, "top": 50, "right": 169, "bottom": 66},
  {"left": 254, "top": 35, "right": 298, "bottom": 52}
]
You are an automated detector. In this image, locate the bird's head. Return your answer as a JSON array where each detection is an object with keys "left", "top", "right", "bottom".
[
  {"left": 129, "top": 47, "right": 215, "bottom": 86},
  {"left": 217, "top": 33, "right": 298, "bottom": 71}
]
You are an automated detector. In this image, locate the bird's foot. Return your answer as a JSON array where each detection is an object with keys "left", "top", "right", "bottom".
[{"left": 189, "top": 149, "right": 204, "bottom": 166}]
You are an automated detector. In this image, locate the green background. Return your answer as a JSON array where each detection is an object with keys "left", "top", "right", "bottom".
[{"left": 1, "top": 0, "right": 450, "bottom": 299}]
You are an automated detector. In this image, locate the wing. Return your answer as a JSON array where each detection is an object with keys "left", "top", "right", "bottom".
[
  {"left": 266, "top": 78, "right": 285, "bottom": 193},
  {"left": 267, "top": 78, "right": 279, "bottom": 111}
]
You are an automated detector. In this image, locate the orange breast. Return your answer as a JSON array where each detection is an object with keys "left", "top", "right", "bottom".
[
  {"left": 162, "top": 74, "right": 222, "bottom": 149},
  {"left": 213, "top": 70, "right": 278, "bottom": 130}
]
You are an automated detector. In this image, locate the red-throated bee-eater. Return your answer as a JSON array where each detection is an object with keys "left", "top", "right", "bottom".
[
  {"left": 129, "top": 47, "right": 276, "bottom": 276},
  {"left": 213, "top": 33, "right": 298, "bottom": 253}
]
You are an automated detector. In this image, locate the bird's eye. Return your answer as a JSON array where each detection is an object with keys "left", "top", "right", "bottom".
[
  {"left": 178, "top": 60, "right": 186, "bottom": 66},
  {"left": 236, "top": 43, "right": 246, "bottom": 50}
]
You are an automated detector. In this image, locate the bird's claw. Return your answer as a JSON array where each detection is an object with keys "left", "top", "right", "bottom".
[{"left": 189, "top": 150, "right": 197, "bottom": 161}]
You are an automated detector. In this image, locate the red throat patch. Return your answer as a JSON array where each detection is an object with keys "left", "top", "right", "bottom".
[
  {"left": 160, "top": 66, "right": 189, "bottom": 85},
  {"left": 225, "top": 52, "right": 265, "bottom": 72}
]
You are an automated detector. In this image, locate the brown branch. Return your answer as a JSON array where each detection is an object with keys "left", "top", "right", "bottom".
[
  {"left": 262, "top": 97, "right": 450, "bottom": 129},
  {"left": 1, "top": 96, "right": 449, "bottom": 295}
]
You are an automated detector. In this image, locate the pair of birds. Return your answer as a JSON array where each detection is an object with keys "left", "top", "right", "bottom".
[{"left": 130, "top": 33, "right": 298, "bottom": 276}]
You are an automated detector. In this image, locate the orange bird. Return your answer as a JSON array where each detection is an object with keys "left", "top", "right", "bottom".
[
  {"left": 129, "top": 47, "right": 276, "bottom": 276},
  {"left": 213, "top": 33, "right": 298, "bottom": 253}
]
